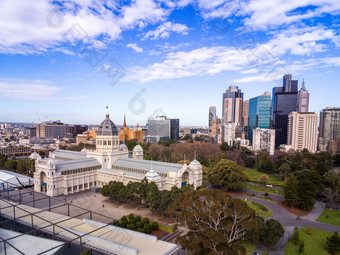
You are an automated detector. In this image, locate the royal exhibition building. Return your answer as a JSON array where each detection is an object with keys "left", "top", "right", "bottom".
[{"left": 33, "top": 113, "right": 203, "bottom": 197}]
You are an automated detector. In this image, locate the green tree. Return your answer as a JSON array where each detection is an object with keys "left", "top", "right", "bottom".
[
  {"left": 5, "top": 160, "right": 17, "bottom": 171},
  {"left": 297, "top": 180, "right": 316, "bottom": 211},
  {"left": 278, "top": 163, "right": 291, "bottom": 176},
  {"left": 168, "top": 189, "right": 259, "bottom": 255},
  {"left": 259, "top": 219, "right": 284, "bottom": 246},
  {"left": 258, "top": 154, "right": 273, "bottom": 173},
  {"left": 81, "top": 249, "right": 91, "bottom": 255},
  {"left": 323, "top": 172, "right": 340, "bottom": 192},
  {"left": 16, "top": 160, "right": 27, "bottom": 175},
  {"left": 283, "top": 174, "right": 299, "bottom": 207},
  {"left": 259, "top": 174, "right": 270, "bottom": 185},
  {"left": 291, "top": 227, "right": 300, "bottom": 246},
  {"left": 299, "top": 239, "right": 305, "bottom": 254},
  {"left": 326, "top": 232, "right": 340, "bottom": 254},
  {"left": 207, "top": 159, "right": 247, "bottom": 190}
]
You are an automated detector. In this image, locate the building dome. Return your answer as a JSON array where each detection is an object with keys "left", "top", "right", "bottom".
[
  {"left": 133, "top": 145, "right": 143, "bottom": 151},
  {"left": 189, "top": 159, "right": 201, "bottom": 167},
  {"left": 97, "top": 113, "right": 118, "bottom": 136},
  {"left": 29, "top": 152, "right": 41, "bottom": 160},
  {"left": 119, "top": 144, "right": 128, "bottom": 151},
  {"left": 47, "top": 158, "right": 55, "bottom": 168},
  {"left": 145, "top": 169, "right": 160, "bottom": 180}
]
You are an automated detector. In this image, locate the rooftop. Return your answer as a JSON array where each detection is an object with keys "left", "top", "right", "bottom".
[{"left": 54, "top": 158, "right": 101, "bottom": 172}]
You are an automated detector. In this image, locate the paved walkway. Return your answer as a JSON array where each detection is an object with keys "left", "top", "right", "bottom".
[
  {"left": 231, "top": 194, "right": 339, "bottom": 255},
  {"left": 302, "top": 201, "right": 326, "bottom": 221}
]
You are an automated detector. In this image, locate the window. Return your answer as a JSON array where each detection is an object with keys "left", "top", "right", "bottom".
[
  {"left": 79, "top": 184, "right": 83, "bottom": 189},
  {"left": 67, "top": 187, "right": 71, "bottom": 192},
  {"left": 108, "top": 141, "right": 111, "bottom": 145},
  {"left": 84, "top": 183, "right": 88, "bottom": 188},
  {"left": 103, "top": 140, "right": 107, "bottom": 145},
  {"left": 94, "top": 181, "right": 97, "bottom": 186}
]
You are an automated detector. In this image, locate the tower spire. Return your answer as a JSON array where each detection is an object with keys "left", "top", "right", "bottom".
[
  {"left": 302, "top": 79, "right": 305, "bottom": 90},
  {"left": 123, "top": 114, "right": 126, "bottom": 128}
]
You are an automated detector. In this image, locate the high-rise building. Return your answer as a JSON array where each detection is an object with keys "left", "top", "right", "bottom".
[
  {"left": 318, "top": 107, "right": 340, "bottom": 152},
  {"left": 146, "top": 116, "right": 179, "bottom": 143},
  {"left": 252, "top": 128, "right": 276, "bottom": 155},
  {"left": 222, "top": 85, "right": 243, "bottom": 124},
  {"left": 36, "top": 121, "right": 68, "bottom": 139},
  {"left": 208, "top": 106, "right": 217, "bottom": 135},
  {"left": 297, "top": 80, "right": 310, "bottom": 113},
  {"left": 222, "top": 122, "right": 238, "bottom": 146},
  {"left": 287, "top": 112, "right": 318, "bottom": 153},
  {"left": 248, "top": 92, "right": 271, "bottom": 144},
  {"left": 271, "top": 74, "right": 299, "bottom": 147},
  {"left": 69, "top": 125, "right": 88, "bottom": 137},
  {"left": 243, "top": 100, "right": 249, "bottom": 127},
  {"left": 169, "top": 118, "right": 180, "bottom": 141}
]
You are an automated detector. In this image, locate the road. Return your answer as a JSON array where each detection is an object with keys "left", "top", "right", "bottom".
[{"left": 231, "top": 194, "right": 338, "bottom": 255}]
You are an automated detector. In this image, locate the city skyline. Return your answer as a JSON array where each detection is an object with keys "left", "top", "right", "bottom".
[{"left": 0, "top": 1, "right": 339, "bottom": 126}]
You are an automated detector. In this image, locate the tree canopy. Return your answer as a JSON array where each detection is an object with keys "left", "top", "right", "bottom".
[{"left": 208, "top": 159, "right": 247, "bottom": 190}]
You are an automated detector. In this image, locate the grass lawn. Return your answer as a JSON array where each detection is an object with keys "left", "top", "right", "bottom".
[
  {"left": 244, "top": 183, "right": 283, "bottom": 195},
  {"left": 243, "top": 242, "right": 256, "bottom": 255},
  {"left": 243, "top": 168, "right": 283, "bottom": 183},
  {"left": 245, "top": 200, "right": 272, "bottom": 219},
  {"left": 158, "top": 223, "right": 173, "bottom": 234},
  {"left": 284, "top": 227, "right": 332, "bottom": 255},
  {"left": 317, "top": 208, "right": 340, "bottom": 226}
]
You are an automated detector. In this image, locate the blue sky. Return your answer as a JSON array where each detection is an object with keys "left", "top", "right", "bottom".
[{"left": 0, "top": 0, "right": 339, "bottom": 126}]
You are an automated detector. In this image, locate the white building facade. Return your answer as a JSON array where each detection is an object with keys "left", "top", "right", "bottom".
[
  {"left": 252, "top": 128, "right": 276, "bottom": 155},
  {"left": 34, "top": 114, "right": 202, "bottom": 197}
]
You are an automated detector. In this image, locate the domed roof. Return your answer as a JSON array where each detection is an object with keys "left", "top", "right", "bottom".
[
  {"left": 189, "top": 159, "right": 201, "bottom": 167},
  {"left": 133, "top": 145, "right": 143, "bottom": 151},
  {"left": 119, "top": 144, "right": 128, "bottom": 151},
  {"left": 145, "top": 169, "right": 160, "bottom": 180},
  {"left": 29, "top": 152, "right": 41, "bottom": 160},
  {"left": 97, "top": 113, "right": 118, "bottom": 136}
]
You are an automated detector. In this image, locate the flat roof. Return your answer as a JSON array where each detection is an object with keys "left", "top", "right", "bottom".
[
  {"left": 0, "top": 199, "right": 178, "bottom": 255},
  {"left": 53, "top": 149, "right": 87, "bottom": 160}
]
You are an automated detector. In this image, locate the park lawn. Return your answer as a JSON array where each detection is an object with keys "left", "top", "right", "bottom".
[
  {"left": 284, "top": 227, "right": 332, "bottom": 255},
  {"left": 245, "top": 200, "right": 272, "bottom": 219},
  {"left": 244, "top": 183, "right": 283, "bottom": 195},
  {"left": 316, "top": 208, "right": 340, "bottom": 226},
  {"left": 243, "top": 242, "right": 256, "bottom": 255},
  {"left": 243, "top": 168, "right": 283, "bottom": 183},
  {"left": 158, "top": 223, "right": 173, "bottom": 234}
]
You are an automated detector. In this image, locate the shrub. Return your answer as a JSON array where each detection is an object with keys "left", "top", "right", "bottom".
[
  {"left": 128, "top": 214, "right": 135, "bottom": 221},
  {"left": 119, "top": 220, "right": 128, "bottom": 228},
  {"left": 127, "top": 224, "right": 136, "bottom": 230},
  {"left": 136, "top": 228, "right": 144, "bottom": 233},
  {"left": 151, "top": 222, "right": 159, "bottom": 231},
  {"left": 291, "top": 227, "right": 300, "bottom": 246},
  {"left": 265, "top": 192, "right": 269, "bottom": 197},
  {"left": 121, "top": 216, "right": 128, "bottom": 222},
  {"left": 259, "top": 174, "right": 270, "bottom": 184},
  {"left": 307, "top": 227, "right": 312, "bottom": 235},
  {"left": 326, "top": 232, "right": 340, "bottom": 254},
  {"left": 136, "top": 221, "right": 143, "bottom": 229},
  {"left": 299, "top": 240, "right": 305, "bottom": 254},
  {"left": 135, "top": 216, "right": 142, "bottom": 222},
  {"left": 143, "top": 223, "right": 152, "bottom": 234},
  {"left": 142, "top": 218, "right": 150, "bottom": 225}
]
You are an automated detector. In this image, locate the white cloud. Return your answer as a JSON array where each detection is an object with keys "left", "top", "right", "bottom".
[
  {"left": 0, "top": 0, "right": 169, "bottom": 54},
  {"left": 127, "top": 43, "right": 143, "bottom": 53},
  {"left": 240, "top": 0, "right": 340, "bottom": 30},
  {"left": 143, "top": 22, "right": 190, "bottom": 40},
  {"left": 0, "top": 78, "right": 85, "bottom": 100},
  {"left": 125, "top": 24, "right": 338, "bottom": 83}
]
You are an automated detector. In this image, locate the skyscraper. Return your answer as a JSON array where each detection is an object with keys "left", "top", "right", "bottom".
[
  {"left": 208, "top": 106, "right": 217, "bottom": 135},
  {"left": 222, "top": 85, "right": 243, "bottom": 124},
  {"left": 271, "top": 74, "right": 299, "bottom": 147},
  {"left": 318, "top": 107, "right": 340, "bottom": 152},
  {"left": 297, "top": 80, "right": 310, "bottom": 113},
  {"left": 242, "top": 100, "right": 249, "bottom": 127},
  {"left": 287, "top": 112, "right": 318, "bottom": 153},
  {"left": 248, "top": 92, "right": 271, "bottom": 144}
]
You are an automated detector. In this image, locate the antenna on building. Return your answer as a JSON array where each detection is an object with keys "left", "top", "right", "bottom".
[
  {"left": 302, "top": 79, "right": 305, "bottom": 90},
  {"left": 194, "top": 151, "right": 197, "bottom": 160}
]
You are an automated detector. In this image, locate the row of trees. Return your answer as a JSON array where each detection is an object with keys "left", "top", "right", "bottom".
[
  {"left": 0, "top": 155, "right": 35, "bottom": 176},
  {"left": 100, "top": 179, "right": 194, "bottom": 216},
  {"left": 168, "top": 189, "right": 284, "bottom": 254}
]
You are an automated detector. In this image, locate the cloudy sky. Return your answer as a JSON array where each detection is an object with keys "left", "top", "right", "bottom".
[{"left": 0, "top": 0, "right": 339, "bottom": 126}]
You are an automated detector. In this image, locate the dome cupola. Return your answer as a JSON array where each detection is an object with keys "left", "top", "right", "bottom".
[{"left": 97, "top": 113, "right": 118, "bottom": 136}]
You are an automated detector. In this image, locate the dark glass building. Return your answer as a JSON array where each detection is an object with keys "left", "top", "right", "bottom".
[
  {"left": 248, "top": 92, "right": 271, "bottom": 144},
  {"left": 271, "top": 74, "right": 299, "bottom": 148}
]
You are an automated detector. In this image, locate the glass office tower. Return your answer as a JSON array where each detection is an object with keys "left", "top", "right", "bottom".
[{"left": 248, "top": 92, "right": 271, "bottom": 144}]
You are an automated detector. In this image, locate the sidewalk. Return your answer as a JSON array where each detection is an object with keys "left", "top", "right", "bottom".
[{"left": 302, "top": 202, "right": 325, "bottom": 221}]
